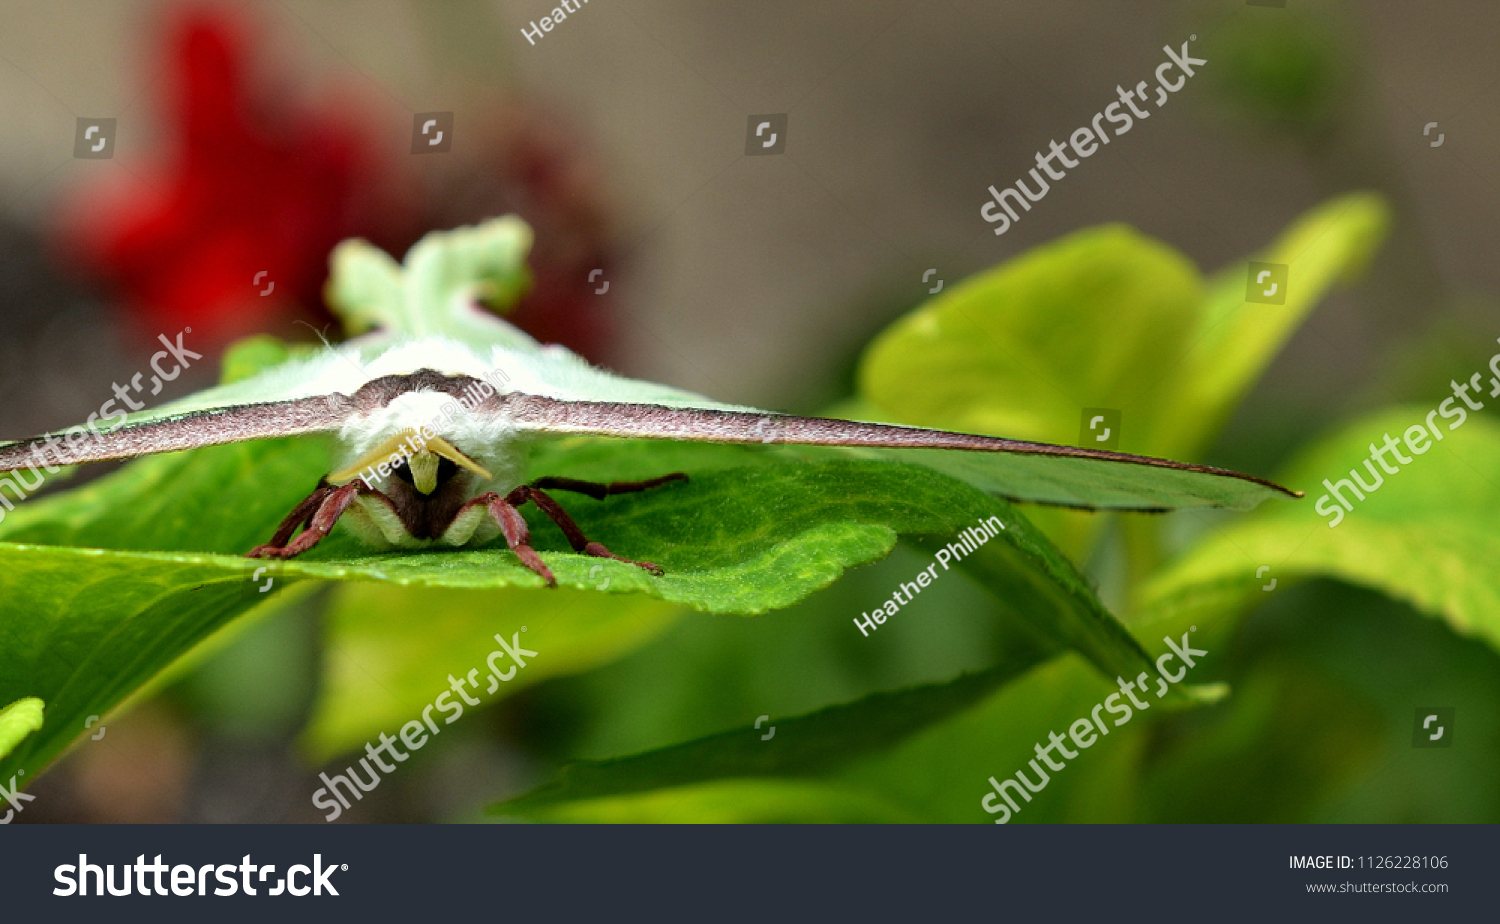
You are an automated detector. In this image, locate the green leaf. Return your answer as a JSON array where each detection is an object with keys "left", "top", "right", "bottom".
[
  {"left": 0, "top": 438, "right": 333, "bottom": 553},
  {"left": 497, "top": 657, "right": 1034, "bottom": 815},
  {"left": 0, "top": 697, "right": 44, "bottom": 761},
  {"left": 1202, "top": 6, "right": 1348, "bottom": 134},
  {"left": 1149, "top": 192, "right": 1390, "bottom": 459},
  {"left": 834, "top": 655, "right": 1145, "bottom": 823},
  {"left": 1139, "top": 406, "right": 1500, "bottom": 655},
  {"left": 858, "top": 224, "right": 1202, "bottom": 451},
  {"left": 0, "top": 422, "right": 1174, "bottom": 781},
  {"left": 857, "top": 197, "right": 1388, "bottom": 464},
  {"left": 303, "top": 583, "right": 682, "bottom": 761},
  {"left": 852, "top": 198, "right": 1386, "bottom": 566},
  {"left": 217, "top": 335, "right": 298, "bottom": 385},
  {"left": 499, "top": 653, "right": 1180, "bottom": 823},
  {"left": 1133, "top": 651, "right": 1384, "bottom": 822}
]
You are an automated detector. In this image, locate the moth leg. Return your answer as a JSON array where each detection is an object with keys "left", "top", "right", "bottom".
[
  {"left": 514, "top": 484, "right": 665, "bottom": 577},
  {"left": 257, "top": 477, "right": 336, "bottom": 549},
  {"left": 462, "top": 491, "right": 556, "bottom": 587},
  {"left": 248, "top": 480, "right": 365, "bottom": 559},
  {"left": 532, "top": 472, "right": 688, "bottom": 500}
]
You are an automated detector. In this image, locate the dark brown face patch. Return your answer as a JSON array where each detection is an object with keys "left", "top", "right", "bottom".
[{"left": 375, "top": 464, "right": 483, "bottom": 540}]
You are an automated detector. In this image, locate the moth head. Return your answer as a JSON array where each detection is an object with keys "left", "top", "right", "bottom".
[{"left": 329, "top": 429, "right": 491, "bottom": 495}]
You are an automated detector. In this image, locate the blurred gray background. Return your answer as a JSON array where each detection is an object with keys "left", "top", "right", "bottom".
[{"left": 1, "top": 0, "right": 1496, "bottom": 458}]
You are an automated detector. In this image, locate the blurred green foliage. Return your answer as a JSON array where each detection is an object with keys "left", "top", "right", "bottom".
[
  {"left": 496, "top": 192, "right": 1497, "bottom": 823},
  {"left": 1201, "top": 2, "right": 1350, "bottom": 136},
  {"left": 6, "top": 192, "right": 1497, "bottom": 824}
]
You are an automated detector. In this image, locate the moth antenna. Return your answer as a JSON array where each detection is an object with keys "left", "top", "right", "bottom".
[
  {"left": 292, "top": 319, "right": 337, "bottom": 348},
  {"left": 294, "top": 318, "right": 368, "bottom": 378}
]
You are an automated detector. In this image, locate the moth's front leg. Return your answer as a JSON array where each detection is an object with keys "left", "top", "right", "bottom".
[
  {"left": 247, "top": 480, "right": 368, "bottom": 559},
  {"left": 452, "top": 475, "right": 682, "bottom": 587},
  {"left": 450, "top": 491, "right": 557, "bottom": 586},
  {"left": 515, "top": 482, "right": 670, "bottom": 577}
]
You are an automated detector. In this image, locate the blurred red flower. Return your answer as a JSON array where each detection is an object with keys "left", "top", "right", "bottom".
[
  {"left": 56, "top": 9, "right": 408, "bottom": 347},
  {"left": 55, "top": 6, "right": 616, "bottom": 360}
]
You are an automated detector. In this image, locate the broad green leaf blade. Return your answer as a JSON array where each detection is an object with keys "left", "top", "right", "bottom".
[
  {"left": 303, "top": 583, "right": 682, "bottom": 761},
  {"left": 1133, "top": 658, "right": 1384, "bottom": 822},
  {"left": 496, "top": 658, "right": 1033, "bottom": 815},
  {"left": 857, "top": 197, "right": 1388, "bottom": 465},
  {"left": 848, "top": 200, "right": 1382, "bottom": 557},
  {"left": 217, "top": 335, "right": 302, "bottom": 386},
  {"left": 858, "top": 224, "right": 1202, "bottom": 449},
  {"left": 1150, "top": 192, "right": 1390, "bottom": 458},
  {"left": 0, "top": 697, "right": 44, "bottom": 761},
  {"left": 1139, "top": 407, "right": 1500, "bottom": 655},
  {"left": 0, "top": 438, "right": 333, "bottom": 553},
  {"left": 0, "top": 549, "right": 302, "bottom": 783},
  {"left": 0, "top": 422, "right": 1174, "bottom": 780},
  {"left": 835, "top": 655, "right": 1144, "bottom": 823},
  {"left": 500, "top": 654, "right": 1185, "bottom": 823}
]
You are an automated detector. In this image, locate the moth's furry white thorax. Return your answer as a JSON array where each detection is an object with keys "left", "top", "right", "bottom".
[
  {"left": 326, "top": 338, "right": 542, "bottom": 493},
  {"left": 335, "top": 395, "right": 527, "bottom": 497},
  {"left": 255, "top": 329, "right": 729, "bottom": 496}
]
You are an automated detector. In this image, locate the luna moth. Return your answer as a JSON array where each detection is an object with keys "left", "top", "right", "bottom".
[{"left": 0, "top": 217, "right": 1297, "bottom": 586}]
